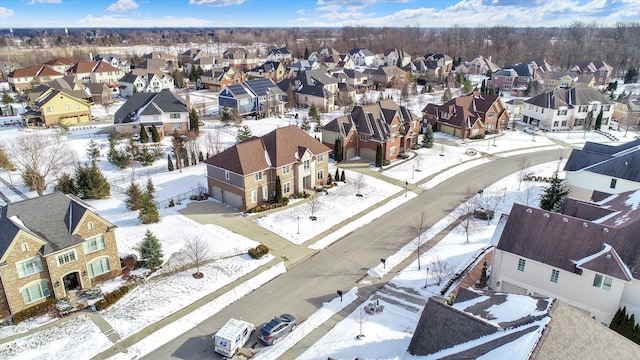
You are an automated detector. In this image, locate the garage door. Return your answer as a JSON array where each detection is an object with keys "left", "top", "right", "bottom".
[
  {"left": 346, "top": 148, "right": 356, "bottom": 161},
  {"left": 223, "top": 191, "right": 243, "bottom": 209},
  {"left": 501, "top": 281, "right": 527, "bottom": 295},
  {"left": 212, "top": 187, "right": 223, "bottom": 201},
  {"left": 360, "top": 148, "right": 376, "bottom": 163}
]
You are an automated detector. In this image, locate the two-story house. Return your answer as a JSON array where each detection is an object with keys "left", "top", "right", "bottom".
[
  {"left": 0, "top": 192, "right": 121, "bottom": 316},
  {"left": 118, "top": 71, "right": 175, "bottom": 98},
  {"left": 21, "top": 87, "right": 92, "bottom": 127},
  {"left": 42, "top": 57, "right": 75, "bottom": 75},
  {"left": 522, "top": 87, "right": 615, "bottom": 131},
  {"left": 67, "top": 61, "right": 124, "bottom": 85},
  {"left": 615, "top": 94, "right": 640, "bottom": 126},
  {"left": 203, "top": 125, "right": 331, "bottom": 212},
  {"left": 489, "top": 63, "right": 538, "bottom": 93},
  {"left": 199, "top": 66, "right": 245, "bottom": 92},
  {"left": 569, "top": 60, "right": 613, "bottom": 86},
  {"left": 455, "top": 55, "right": 500, "bottom": 75},
  {"left": 221, "top": 48, "right": 260, "bottom": 72},
  {"left": 247, "top": 61, "right": 286, "bottom": 83},
  {"left": 543, "top": 71, "right": 595, "bottom": 90},
  {"left": 267, "top": 47, "right": 292, "bottom": 63},
  {"left": 278, "top": 69, "right": 338, "bottom": 112},
  {"left": 368, "top": 66, "right": 409, "bottom": 88},
  {"left": 218, "top": 78, "right": 284, "bottom": 117},
  {"left": 348, "top": 48, "right": 376, "bottom": 67},
  {"left": 322, "top": 99, "right": 420, "bottom": 162},
  {"left": 563, "top": 139, "right": 640, "bottom": 199},
  {"left": 8, "top": 65, "right": 65, "bottom": 92},
  {"left": 113, "top": 89, "right": 189, "bottom": 138},
  {"left": 422, "top": 91, "right": 509, "bottom": 139},
  {"left": 489, "top": 189, "right": 640, "bottom": 325}
]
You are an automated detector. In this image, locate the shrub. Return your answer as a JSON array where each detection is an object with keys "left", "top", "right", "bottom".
[
  {"left": 382, "top": 159, "right": 391, "bottom": 166},
  {"left": 12, "top": 298, "right": 58, "bottom": 324},
  {"left": 248, "top": 244, "right": 269, "bottom": 259},
  {"left": 247, "top": 198, "right": 289, "bottom": 213},
  {"left": 168, "top": 199, "right": 175, "bottom": 207},
  {"left": 471, "top": 134, "right": 485, "bottom": 140},
  {"left": 94, "top": 285, "right": 130, "bottom": 311}
]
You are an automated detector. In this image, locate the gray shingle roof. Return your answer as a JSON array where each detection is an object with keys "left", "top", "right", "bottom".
[
  {"left": 564, "top": 139, "right": 640, "bottom": 182},
  {"left": 114, "top": 90, "right": 187, "bottom": 124}
]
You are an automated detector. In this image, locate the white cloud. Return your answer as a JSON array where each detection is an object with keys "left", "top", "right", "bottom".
[
  {"left": 188, "top": 0, "right": 245, "bottom": 5},
  {"left": 297, "top": 8, "right": 305, "bottom": 14},
  {"left": 28, "top": 0, "right": 61, "bottom": 4},
  {"left": 0, "top": 7, "right": 14, "bottom": 18},
  {"left": 77, "top": 14, "right": 217, "bottom": 27},
  {"left": 107, "top": 0, "right": 139, "bottom": 12}
]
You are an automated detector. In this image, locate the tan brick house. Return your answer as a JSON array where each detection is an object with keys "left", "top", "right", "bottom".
[
  {"left": 0, "top": 192, "right": 121, "bottom": 316},
  {"left": 204, "top": 125, "right": 331, "bottom": 212}
]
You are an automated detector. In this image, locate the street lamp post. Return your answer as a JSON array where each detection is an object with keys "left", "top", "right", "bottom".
[
  {"left": 424, "top": 267, "right": 429, "bottom": 289},
  {"left": 405, "top": 181, "right": 408, "bottom": 197},
  {"left": 297, "top": 216, "right": 300, "bottom": 234}
]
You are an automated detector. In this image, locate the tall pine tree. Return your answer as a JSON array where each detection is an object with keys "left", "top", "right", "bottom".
[
  {"left": 539, "top": 172, "right": 569, "bottom": 212},
  {"left": 140, "top": 126, "right": 149, "bottom": 143},
  {"left": 74, "top": 163, "right": 110, "bottom": 199},
  {"left": 423, "top": 126, "right": 434, "bottom": 148},
  {"left": 125, "top": 181, "right": 143, "bottom": 211},
  {"left": 334, "top": 138, "right": 343, "bottom": 162},
  {"left": 139, "top": 230, "right": 163, "bottom": 269},
  {"left": 138, "top": 191, "right": 160, "bottom": 224},
  {"left": 151, "top": 124, "right": 160, "bottom": 142},
  {"left": 167, "top": 154, "right": 174, "bottom": 171},
  {"left": 375, "top": 143, "right": 383, "bottom": 167},
  {"left": 274, "top": 176, "right": 283, "bottom": 203}
]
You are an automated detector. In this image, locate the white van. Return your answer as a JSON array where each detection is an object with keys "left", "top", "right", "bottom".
[{"left": 213, "top": 318, "right": 255, "bottom": 357}]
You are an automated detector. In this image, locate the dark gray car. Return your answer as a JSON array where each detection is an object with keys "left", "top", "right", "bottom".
[{"left": 258, "top": 314, "right": 297, "bottom": 345}]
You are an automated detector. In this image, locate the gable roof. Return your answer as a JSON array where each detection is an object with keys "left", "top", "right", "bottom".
[
  {"left": 495, "top": 190, "right": 640, "bottom": 280},
  {"left": 525, "top": 87, "right": 614, "bottom": 109},
  {"left": 408, "top": 289, "right": 552, "bottom": 357},
  {"left": 268, "top": 47, "right": 291, "bottom": 56},
  {"left": 68, "top": 61, "right": 121, "bottom": 75},
  {"left": 9, "top": 65, "right": 63, "bottom": 78},
  {"left": 564, "top": 139, "right": 640, "bottom": 182},
  {"left": 114, "top": 90, "right": 187, "bottom": 124},
  {"left": 424, "top": 91, "right": 501, "bottom": 129},
  {"left": 204, "top": 125, "right": 330, "bottom": 175},
  {"left": 0, "top": 192, "right": 110, "bottom": 258}
]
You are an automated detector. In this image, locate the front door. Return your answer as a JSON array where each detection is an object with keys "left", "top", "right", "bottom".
[{"left": 63, "top": 272, "right": 81, "bottom": 293}]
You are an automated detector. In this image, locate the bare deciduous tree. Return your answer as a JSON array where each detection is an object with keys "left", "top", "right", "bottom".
[
  {"left": 520, "top": 181, "right": 536, "bottom": 206},
  {"left": 478, "top": 189, "right": 501, "bottom": 225},
  {"left": 430, "top": 255, "right": 455, "bottom": 286},
  {"left": 6, "top": 134, "right": 76, "bottom": 196},
  {"left": 204, "top": 126, "right": 222, "bottom": 156},
  {"left": 450, "top": 189, "right": 480, "bottom": 243},
  {"left": 308, "top": 193, "right": 320, "bottom": 220},
  {"left": 357, "top": 304, "right": 368, "bottom": 339},
  {"left": 408, "top": 211, "right": 428, "bottom": 270},
  {"left": 183, "top": 235, "right": 211, "bottom": 278},
  {"left": 517, "top": 157, "right": 531, "bottom": 190}
]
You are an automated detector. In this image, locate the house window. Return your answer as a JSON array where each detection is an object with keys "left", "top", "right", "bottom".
[
  {"left": 303, "top": 160, "right": 310, "bottom": 170},
  {"left": 251, "top": 190, "right": 257, "bottom": 203},
  {"left": 603, "top": 105, "right": 610, "bottom": 111},
  {"left": 317, "top": 154, "right": 324, "bottom": 162},
  {"left": 550, "top": 269, "right": 560, "bottom": 283},
  {"left": 22, "top": 243, "right": 29, "bottom": 252},
  {"left": 262, "top": 186, "right": 268, "bottom": 200},
  {"left": 360, "top": 134, "right": 367, "bottom": 141},
  {"left": 517, "top": 258, "right": 526, "bottom": 272},
  {"left": 16, "top": 256, "right": 44, "bottom": 278},
  {"left": 558, "top": 109, "right": 567, "bottom": 115},
  {"left": 254, "top": 172, "right": 263, "bottom": 181},
  {"left": 283, "top": 182, "right": 291, "bottom": 194},
  {"left": 225, "top": 171, "right": 230, "bottom": 180},
  {"left": 389, "top": 146, "right": 396, "bottom": 155},
  {"left": 57, "top": 250, "right": 77, "bottom": 266},
  {"left": 317, "top": 170, "right": 324, "bottom": 180},
  {"left": 21, "top": 280, "right": 50, "bottom": 305},
  {"left": 46, "top": 106, "right": 54, "bottom": 112},
  {"left": 282, "top": 165, "right": 290, "bottom": 174},
  {"left": 593, "top": 274, "right": 613, "bottom": 291},
  {"left": 579, "top": 105, "right": 588, "bottom": 112},
  {"left": 87, "top": 257, "right": 110, "bottom": 278},
  {"left": 84, "top": 235, "right": 105, "bottom": 254},
  {"left": 66, "top": 104, "right": 70, "bottom": 111},
  {"left": 472, "top": 128, "right": 480, "bottom": 135},
  {"left": 76, "top": 103, "right": 80, "bottom": 109},
  {"left": 487, "top": 113, "right": 495, "bottom": 119},
  {"left": 170, "top": 113, "right": 181, "bottom": 119},
  {"left": 610, "top": 178, "right": 617, "bottom": 189},
  {"left": 171, "top": 124, "right": 182, "bottom": 130},
  {"left": 87, "top": 222, "right": 94, "bottom": 230}
]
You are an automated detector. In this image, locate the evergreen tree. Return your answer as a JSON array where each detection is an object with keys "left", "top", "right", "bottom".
[
  {"left": 138, "top": 191, "right": 160, "bottom": 224},
  {"left": 308, "top": 103, "right": 320, "bottom": 123},
  {"left": 340, "top": 170, "right": 345, "bottom": 182},
  {"left": 74, "top": 163, "right": 110, "bottom": 199},
  {"left": 55, "top": 172, "right": 77, "bottom": 195},
  {"left": 274, "top": 176, "right": 283, "bottom": 203},
  {"left": 221, "top": 105, "right": 232, "bottom": 126},
  {"left": 198, "top": 151, "right": 204, "bottom": 162},
  {"left": 125, "top": 181, "right": 143, "bottom": 211},
  {"left": 146, "top": 178, "right": 155, "bottom": 195},
  {"left": 137, "top": 145, "right": 154, "bottom": 166},
  {"left": 189, "top": 108, "right": 200, "bottom": 135},
  {"left": 539, "top": 172, "right": 570, "bottom": 212},
  {"left": 334, "top": 168, "right": 340, "bottom": 182},
  {"left": 375, "top": 143, "right": 383, "bottom": 167},
  {"left": 624, "top": 66, "right": 638, "bottom": 84},
  {"left": 151, "top": 124, "right": 160, "bottom": 142},
  {"left": 300, "top": 116, "right": 311, "bottom": 131},
  {"left": 334, "top": 138, "right": 343, "bottom": 162},
  {"left": 441, "top": 87, "right": 452, "bottom": 103},
  {"left": 610, "top": 307, "right": 626, "bottom": 331},
  {"left": 140, "top": 126, "right": 149, "bottom": 143},
  {"left": 139, "top": 230, "right": 163, "bottom": 269},
  {"left": 167, "top": 154, "right": 174, "bottom": 171},
  {"left": 423, "top": 126, "right": 434, "bottom": 148},
  {"left": 304, "top": 47, "right": 309, "bottom": 59},
  {"left": 1, "top": 91, "right": 13, "bottom": 115},
  {"left": 595, "top": 109, "right": 603, "bottom": 130},
  {"left": 86, "top": 139, "right": 100, "bottom": 164},
  {"left": 427, "top": 84, "right": 433, "bottom": 93},
  {"left": 236, "top": 125, "right": 253, "bottom": 143}
]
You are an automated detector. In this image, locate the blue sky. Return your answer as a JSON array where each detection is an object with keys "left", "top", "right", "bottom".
[{"left": 0, "top": 0, "right": 637, "bottom": 28}]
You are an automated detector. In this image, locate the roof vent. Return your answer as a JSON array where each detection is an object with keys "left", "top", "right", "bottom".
[
  {"left": 526, "top": 208, "right": 533, "bottom": 213},
  {"left": 543, "top": 213, "right": 550, "bottom": 218},
  {"left": 582, "top": 222, "right": 588, "bottom": 227},
  {"left": 563, "top": 217, "right": 568, "bottom": 223},
  {"left": 603, "top": 228, "right": 609, "bottom": 233},
  {"left": 606, "top": 254, "right": 611, "bottom": 260}
]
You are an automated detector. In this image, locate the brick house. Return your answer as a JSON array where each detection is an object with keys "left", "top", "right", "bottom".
[
  {"left": 0, "top": 192, "right": 121, "bottom": 316},
  {"left": 322, "top": 99, "right": 420, "bottom": 163},
  {"left": 203, "top": 125, "right": 331, "bottom": 212},
  {"left": 422, "top": 91, "right": 509, "bottom": 139},
  {"left": 200, "top": 66, "right": 245, "bottom": 92}
]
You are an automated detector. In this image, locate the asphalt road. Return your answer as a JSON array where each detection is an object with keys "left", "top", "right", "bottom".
[{"left": 141, "top": 148, "right": 570, "bottom": 360}]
